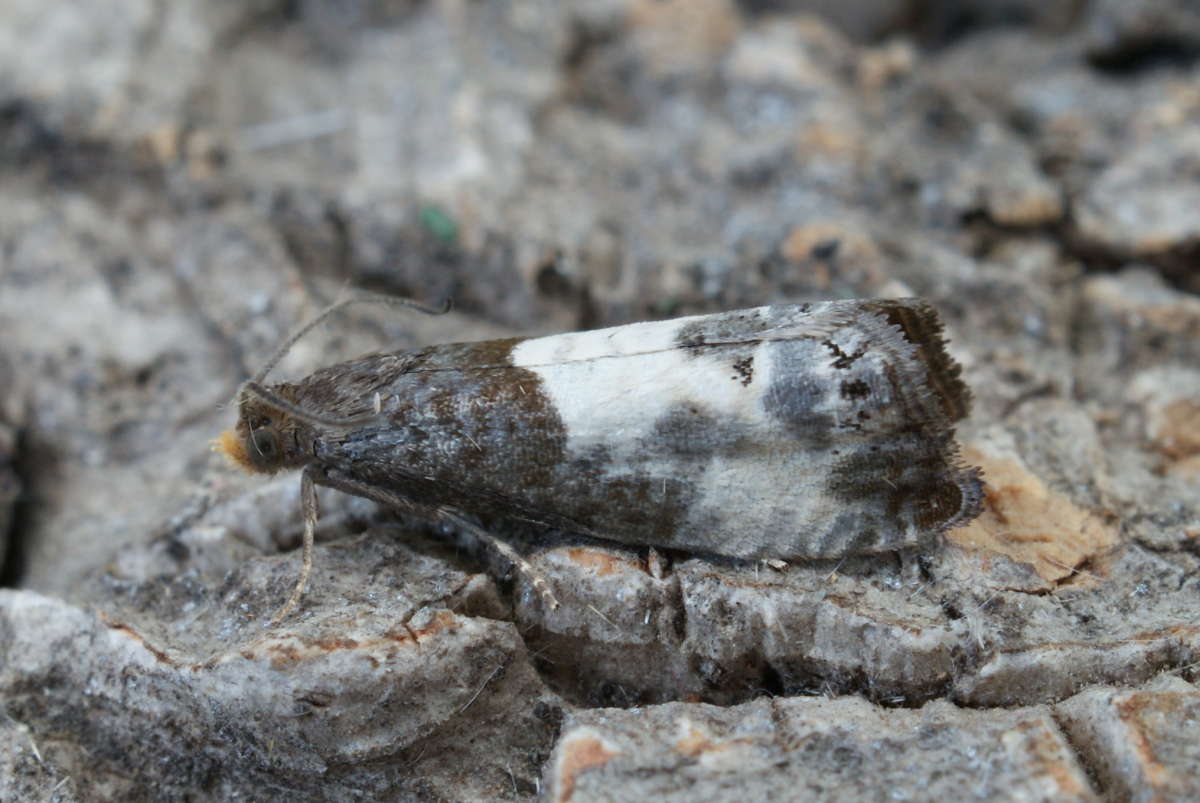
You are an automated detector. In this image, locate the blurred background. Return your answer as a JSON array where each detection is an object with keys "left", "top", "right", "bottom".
[{"left": 1, "top": 0, "right": 1198, "bottom": 607}]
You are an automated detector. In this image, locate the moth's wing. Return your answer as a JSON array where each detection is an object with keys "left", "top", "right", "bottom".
[
  {"left": 300, "top": 301, "right": 980, "bottom": 560},
  {"left": 510, "top": 298, "right": 970, "bottom": 443},
  {"left": 503, "top": 300, "right": 978, "bottom": 558}
]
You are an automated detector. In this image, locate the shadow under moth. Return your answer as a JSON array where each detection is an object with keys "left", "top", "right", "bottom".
[{"left": 217, "top": 296, "right": 983, "bottom": 620}]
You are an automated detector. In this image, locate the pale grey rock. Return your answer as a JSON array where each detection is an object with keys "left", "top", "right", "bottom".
[
  {"left": 1075, "top": 270, "right": 1200, "bottom": 400},
  {"left": 0, "top": 528, "right": 566, "bottom": 800},
  {"left": 1056, "top": 676, "right": 1200, "bottom": 803},
  {"left": 544, "top": 695, "right": 1097, "bottom": 802},
  {"left": 869, "top": 83, "right": 1063, "bottom": 228},
  {"left": 0, "top": 0, "right": 246, "bottom": 139},
  {"left": 0, "top": 716, "right": 83, "bottom": 803},
  {"left": 510, "top": 532, "right": 1200, "bottom": 710},
  {"left": 1075, "top": 130, "right": 1200, "bottom": 262}
]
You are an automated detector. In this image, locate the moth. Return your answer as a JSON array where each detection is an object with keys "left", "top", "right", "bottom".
[{"left": 218, "top": 296, "right": 983, "bottom": 618}]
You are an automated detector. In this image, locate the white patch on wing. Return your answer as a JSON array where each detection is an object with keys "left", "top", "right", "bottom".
[
  {"left": 511, "top": 314, "right": 705, "bottom": 366},
  {"left": 507, "top": 302, "right": 914, "bottom": 557},
  {"left": 515, "top": 327, "right": 826, "bottom": 552},
  {"left": 513, "top": 327, "right": 776, "bottom": 451}
]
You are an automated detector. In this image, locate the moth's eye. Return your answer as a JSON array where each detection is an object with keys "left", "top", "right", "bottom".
[{"left": 247, "top": 424, "right": 283, "bottom": 468}]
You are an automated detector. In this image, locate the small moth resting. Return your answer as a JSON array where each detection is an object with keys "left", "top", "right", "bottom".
[{"left": 218, "top": 297, "right": 982, "bottom": 619}]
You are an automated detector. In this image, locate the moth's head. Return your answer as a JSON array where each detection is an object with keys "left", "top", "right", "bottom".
[
  {"left": 215, "top": 391, "right": 305, "bottom": 475},
  {"left": 215, "top": 292, "right": 447, "bottom": 474}
]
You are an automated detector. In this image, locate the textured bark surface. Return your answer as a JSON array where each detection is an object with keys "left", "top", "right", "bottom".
[{"left": 1, "top": 1, "right": 1198, "bottom": 801}]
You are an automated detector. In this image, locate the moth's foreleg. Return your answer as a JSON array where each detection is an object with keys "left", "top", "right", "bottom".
[
  {"left": 269, "top": 464, "right": 320, "bottom": 624},
  {"left": 435, "top": 508, "right": 560, "bottom": 611}
]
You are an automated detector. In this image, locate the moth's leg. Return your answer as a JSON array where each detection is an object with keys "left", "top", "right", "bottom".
[
  {"left": 311, "top": 467, "right": 416, "bottom": 511},
  {"left": 436, "top": 508, "right": 560, "bottom": 610},
  {"left": 317, "top": 467, "right": 560, "bottom": 610},
  {"left": 269, "top": 464, "right": 320, "bottom": 624}
]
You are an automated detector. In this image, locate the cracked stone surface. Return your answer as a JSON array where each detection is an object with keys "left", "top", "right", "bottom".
[
  {"left": 1, "top": 1, "right": 1198, "bottom": 801},
  {"left": 544, "top": 696, "right": 1098, "bottom": 802}
]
